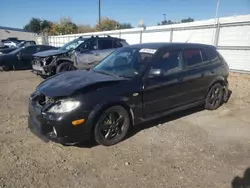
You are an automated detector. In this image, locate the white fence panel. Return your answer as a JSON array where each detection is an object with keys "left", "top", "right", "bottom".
[
  {"left": 219, "top": 50, "right": 250, "bottom": 71},
  {"left": 142, "top": 31, "right": 171, "bottom": 43},
  {"left": 120, "top": 33, "right": 140, "bottom": 44},
  {"left": 218, "top": 25, "right": 250, "bottom": 46},
  {"left": 173, "top": 28, "right": 215, "bottom": 44}
]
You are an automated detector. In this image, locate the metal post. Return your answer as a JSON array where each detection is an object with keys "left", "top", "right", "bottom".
[
  {"left": 214, "top": 22, "right": 220, "bottom": 47},
  {"left": 212, "top": 0, "right": 220, "bottom": 44},
  {"left": 140, "top": 31, "right": 142, "bottom": 44},
  {"left": 99, "top": 0, "right": 101, "bottom": 31},
  {"left": 170, "top": 28, "right": 173, "bottom": 42}
]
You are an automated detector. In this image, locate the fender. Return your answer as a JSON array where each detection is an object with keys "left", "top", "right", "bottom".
[
  {"left": 87, "top": 96, "right": 136, "bottom": 131},
  {"left": 208, "top": 75, "right": 227, "bottom": 89},
  {"left": 51, "top": 57, "right": 74, "bottom": 67},
  {"left": 207, "top": 75, "right": 229, "bottom": 102}
]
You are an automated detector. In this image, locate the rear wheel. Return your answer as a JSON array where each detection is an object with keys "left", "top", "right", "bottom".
[
  {"left": 56, "top": 62, "right": 76, "bottom": 74},
  {"left": 94, "top": 106, "right": 130, "bottom": 146},
  {"left": 205, "top": 83, "right": 224, "bottom": 110}
]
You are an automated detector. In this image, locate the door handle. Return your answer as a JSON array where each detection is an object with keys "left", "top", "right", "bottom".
[{"left": 95, "top": 53, "right": 100, "bottom": 56}]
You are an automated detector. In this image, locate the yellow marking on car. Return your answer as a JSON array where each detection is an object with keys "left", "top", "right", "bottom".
[{"left": 72, "top": 119, "right": 85, "bottom": 126}]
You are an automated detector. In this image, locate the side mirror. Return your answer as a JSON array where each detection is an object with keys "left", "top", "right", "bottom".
[{"left": 148, "top": 69, "right": 164, "bottom": 78}]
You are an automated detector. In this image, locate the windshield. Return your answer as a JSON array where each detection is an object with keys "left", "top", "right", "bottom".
[
  {"left": 16, "top": 41, "right": 25, "bottom": 48},
  {"left": 59, "top": 38, "right": 85, "bottom": 51},
  {"left": 9, "top": 47, "right": 23, "bottom": 54},
  {"left": 93, "top": 47, "right": 156, "bottom": 78}
]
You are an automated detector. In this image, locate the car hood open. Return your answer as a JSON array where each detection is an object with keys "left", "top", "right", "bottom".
[
  {"left": 33, "top": 49, "right": 68, "bottom": 58},
  {"left": 37, "top": 70, "right": 126, "bottom": 97}
]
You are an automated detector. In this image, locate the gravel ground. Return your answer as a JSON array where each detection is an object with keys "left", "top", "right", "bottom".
[{"left": 0, "top": 71, "right": 250, "bottom": 188}]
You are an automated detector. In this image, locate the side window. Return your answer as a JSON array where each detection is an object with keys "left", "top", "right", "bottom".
[
  {"left": 202, "top": 47, "right": 218, "bottom": 62},
  {"left": 87, "top": 39, "right": 97, "bottom": 50},
  {"left": 21, "top": 46, "right": 37, "bottom": 54},
  {"left": 114, "top": 40, "right": 122, "bottom": 48},
  {"left": 98, "top": 39, "right": 113, "bottom": 50},
  {"left": 183, "top": 49, "right": 203, "bottom": 67},
  {"left": 152, "top": 50, "right": 182, "bottom": 73}
]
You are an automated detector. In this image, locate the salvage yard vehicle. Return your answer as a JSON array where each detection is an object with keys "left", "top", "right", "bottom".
[
  {"left": 31, "top": 35, "right": 128, "bottom": 78},
  {"left": 0, "top": 40, "right": 37, "bottom": 55},
  {"left": 28, "top": 42, "right": 229, "bottom": 146},
  {"left": 0, "top": 45, "right": 57, "bottom": 71}
]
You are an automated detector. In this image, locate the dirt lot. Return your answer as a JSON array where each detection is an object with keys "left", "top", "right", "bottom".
[{"left": 0, "top": 71, "right": 250, "bottom": 188}]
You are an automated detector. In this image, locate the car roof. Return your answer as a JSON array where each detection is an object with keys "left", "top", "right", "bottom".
[{"left": 128, "top": 42, "right": 216, "bottom": 50}]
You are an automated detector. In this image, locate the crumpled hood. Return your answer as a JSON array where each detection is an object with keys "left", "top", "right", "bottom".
[
  {"left": 37, "top": 70, "right": 126, "bottom": 97},
  {"left": 33, "top": 49, "right": 68, "bottom": 58}
]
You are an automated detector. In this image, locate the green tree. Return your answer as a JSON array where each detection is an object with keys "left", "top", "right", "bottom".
[
  {"left": 58, "top": 17, "right": 78, "bottom": 34},
  {"left": 119, "top": 23, "right": 133, "bottom": 29},
  {"left": 95, "top": 17, "right": 120, "bottom": 31},
  {"left": 23, "top": 18, "right": 42, "bottom": 33},
  {"left": 181, "top": 17, "right": 194, "bottom": 23},
  {"left": 77, "top": 24, "right": 95, "bottom": 33}
]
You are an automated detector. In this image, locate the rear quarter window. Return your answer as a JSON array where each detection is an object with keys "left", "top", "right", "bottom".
[
  {"left": 202, "top": 47, "right": 219, "bottom": 62},
  {"left": 183, "top": 49, "right": 203, "bottom": 67}
]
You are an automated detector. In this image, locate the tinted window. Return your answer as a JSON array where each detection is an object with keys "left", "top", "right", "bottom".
[
  {"left": 114, "top": 40, "right": 122, "bottom": 48},
  {"left": 152, "top": 50, "right": 182, "bottom": 73},
  {"left": 184, "top": 49, "right": 203, "bottom": 67},
  {"left": 21, "top": 46, "right": 37, "bottom": 54},
  {"left": 93, "top": 47, "right": 154, "bottom": 78},
  {"left": 98, "top": 39, "right": 113, "bottom": 50},
  {"left": 202, "top": 47, "right": 218, "bottom": 61}
]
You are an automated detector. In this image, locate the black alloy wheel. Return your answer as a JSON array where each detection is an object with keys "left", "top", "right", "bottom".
[
  {"left": 56, "top": 62, "right": 76, "bottom": 73},
  {"left": 205, "top": 83, "right": 224, "bottom": 110},
  {"left": 94, "top": 106, "right": 130, "bottom": 146}
]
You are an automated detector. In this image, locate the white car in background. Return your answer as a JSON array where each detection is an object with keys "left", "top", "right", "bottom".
[{"left": 3, "top": 41, "right": 18, "bottom": 48}]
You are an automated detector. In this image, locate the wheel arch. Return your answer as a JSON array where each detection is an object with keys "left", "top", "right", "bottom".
[
  {"left": 207, "top": 76, "right": 229, "bottom": 102},
  {"left": 88, "top": 100, "right": 135, "bottom": 134},
  {"left": 207, "top": 76, "right": 227, "bottom": 92},
  {"left": 55, "top": 58, "right": 74, "bottom": 66}
]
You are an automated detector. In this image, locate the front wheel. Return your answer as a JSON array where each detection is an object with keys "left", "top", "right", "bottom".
[
  {"left": 205, "top": 83, "right": 224, "bottom": 110},
  {"left": 56, "top": 62, "right": 76, "bottom": 74},
  {"left": 94, "top": 106, "right": 131, "bottom": 146}
]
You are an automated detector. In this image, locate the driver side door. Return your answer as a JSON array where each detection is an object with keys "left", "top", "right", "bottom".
[
  {"left": 17, "top": 46, "right": 38, "bottom": 69},
  {"left": 143, "top": 48, "right": 188, "bottom": 116}
]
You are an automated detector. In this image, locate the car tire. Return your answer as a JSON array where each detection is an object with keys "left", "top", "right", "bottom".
[
  {"left": 205, "top": 83, "right": 224, "bottom": 110},
  {"left": 94, "top": 106, "right": 131, "bottom": 146},
  {"left": 56, "top": 62, "right": 76, "bottom": 74}
]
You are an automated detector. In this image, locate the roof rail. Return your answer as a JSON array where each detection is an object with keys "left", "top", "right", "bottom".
[{"left": 78, "top": 34, "right": 112, "bottom": 38}]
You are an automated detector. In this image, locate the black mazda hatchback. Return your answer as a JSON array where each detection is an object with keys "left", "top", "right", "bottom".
[{"left": 28, "top": 43, "right": 229, "bottom": 146}]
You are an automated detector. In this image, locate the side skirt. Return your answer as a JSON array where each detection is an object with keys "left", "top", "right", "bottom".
[{"left": 138, "top": 101, "right": 204, "bottom": 122}]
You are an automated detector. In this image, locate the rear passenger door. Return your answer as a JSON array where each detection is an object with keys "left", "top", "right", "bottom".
[{"left": 182, "top": 48, "right": 216, "bottom": 103}]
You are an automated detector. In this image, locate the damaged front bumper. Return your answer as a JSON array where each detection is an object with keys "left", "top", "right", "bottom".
[{"left": 28, "top": 99, "right": 92, "bottom": 145}]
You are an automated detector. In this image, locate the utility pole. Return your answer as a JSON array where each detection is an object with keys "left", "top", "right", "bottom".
[
  {"left": 163, "top": 14, "right": 166, "bottom": 21},
  {"left": 99, "top": 0, "right": 101, "bottom": 31}
]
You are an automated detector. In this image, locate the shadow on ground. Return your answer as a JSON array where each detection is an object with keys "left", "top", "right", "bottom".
[
  {"left": 74, "top": 106, "right": 204, "bottom": 148},
  {"left": 232, "top": 167, "right": 250, "bottom": 188},
  {"left": 73, "top": 89, "right": 232, "bottom": 148}
]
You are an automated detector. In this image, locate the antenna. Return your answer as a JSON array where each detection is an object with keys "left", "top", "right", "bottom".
[{"left": 186, "top": 30, "right": 196, "bottom": 43}]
